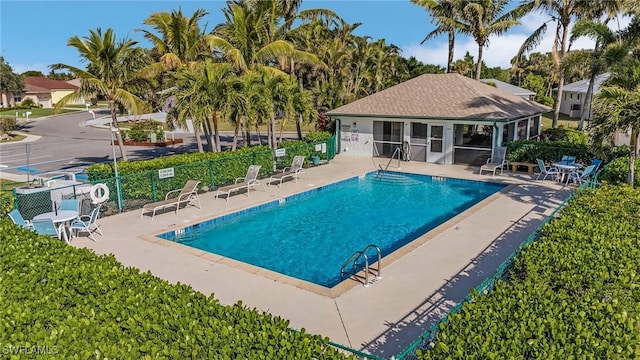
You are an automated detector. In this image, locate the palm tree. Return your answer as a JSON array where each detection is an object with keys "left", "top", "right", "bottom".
[
  {"left": 568, "top": 0, "right": 624, "bottom": 130},
  {"left": 51, "top": 28, "right": 147, "bottom": 161},
  {"left": 138, "top": 8, "right": 223, "bottom": 150},
  {"left": 590, "top": 9, "right": 640, "bottom": 186},
  {"left": 166, "top": 60, "right": 237, "bottom": 153},
  {"left": 459, "top": 0, "right": 527, "bottom": 80},
  {"left": 411, "top": 0, "right": 463, "bottom": 73},
  {"left": 516, "top": 0, "right": 592, "bottom": 128},
  {"left": 208, "top": 0, "right": 321, "bottom": 148},
  {"left": 590, "top": 63, "right": 640, "bottom": 186}
]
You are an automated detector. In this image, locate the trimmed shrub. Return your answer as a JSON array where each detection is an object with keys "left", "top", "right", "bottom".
[
  {"left": 598, "top": 156, "right": 640, "bottom": 187},
  {"left": 506, "top": 140, "right": 592, "bottom": 164},
  {"left": 0, "top": 116, "right": 16, "bottom": 135},
  {"left": 540, "top": 127, "right": 588, "bottom": 144},
  {"left": 0, "top": 220, "right": 353, "bottom": 359}
]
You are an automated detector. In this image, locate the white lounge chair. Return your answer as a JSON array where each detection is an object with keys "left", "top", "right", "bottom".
[
  {"left": 536, "top": 159, "right": 559, "bottom": 181},
  {"left": 215, "top": 165, "right": 265, "bottom": 201},
  {"left": 268, "top": 156, "right": 308, "bottom": 187},
  {"left": 141, "top": 180, "right": 201, "bottom": 220},
  {"left": 479, "top": 146, "right": 508, "bottom": 176}
]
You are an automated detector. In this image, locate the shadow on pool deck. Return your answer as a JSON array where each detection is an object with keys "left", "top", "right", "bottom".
[
  {"left": 357, "top": 184, "right": 568, "bottom": 357},
  {"left": 70, "top": 155, "right": 574, "bottom": 358}
]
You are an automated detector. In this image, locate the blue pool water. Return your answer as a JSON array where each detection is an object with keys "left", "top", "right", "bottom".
[{"left": 159, "top": 171, "right": 505, "bottom": 288}]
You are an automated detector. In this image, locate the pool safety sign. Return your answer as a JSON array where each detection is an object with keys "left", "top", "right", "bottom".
[
  {"left": 275, "top": 148, "right": 286, "bottom": 157},
  {"left": 158, "top": 167, "right": 175, "bottom": 179}
]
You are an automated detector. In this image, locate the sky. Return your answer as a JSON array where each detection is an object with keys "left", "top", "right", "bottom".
[{"left": 0, "top": 0, "right": 632, "bottom": 75}]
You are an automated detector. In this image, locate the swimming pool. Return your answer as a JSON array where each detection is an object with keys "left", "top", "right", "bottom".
[{"left": 158, "top": 171, "right": 505, "bottom": 288}]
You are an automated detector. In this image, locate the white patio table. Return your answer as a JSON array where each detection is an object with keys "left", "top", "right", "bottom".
[
  {"left": 33, "top": 210, "right": 79, "bottom": 242},
  {"left": 552, "top": 162, "right": 583, "bottom": 184}
]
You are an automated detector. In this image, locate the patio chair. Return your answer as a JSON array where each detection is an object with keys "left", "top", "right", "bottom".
[
  {"left": 479, "top": 146, "right": 508, "bottom": 176},
  {"left": 590, "top": 158, "right": 603, "bottom": 172},
  {"left": 69, "top": 204, "right": 103, "bottom": 241},
  {"left": 141, "top": 180, "right": 201, "bottom": 220},
  {"left": 267, "top": 156, "right": 309, "bottom": 187},
  {"left": 60, "top": 198, "right": 80, "bottom": 212},
  {"left": 566, "top": 165, "right": 596, "bottom": 185},
  {"left": 215, "top": 165, "right": 265, "bottom": 201},
  {"left": 560, "top": 155, "right": 577, "bottom": 165},
  {"left": 31, "top": 218, "right": 63, "bottom": 240},
  {"left": 536, "top": 159, "right": 559, "bottom": 181},
  {"left": 8, "top": 209, "right": 33, "bottom": 229}
]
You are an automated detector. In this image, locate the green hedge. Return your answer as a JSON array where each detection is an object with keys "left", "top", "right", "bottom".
[
  {"left": 506, "top": 140, "right": 592, "bottom": 164},
  {"left": 506, "top": 140, "right": 628, "bottom": 165},
  {"left": 598, "top": 156, "right": 640, "bottom": 188},
  {"left": 0, "top": 221, "right": 352, "bottom": 359},
  {"left": 418, "top": 185, "right": 640, "bottom": 358}
]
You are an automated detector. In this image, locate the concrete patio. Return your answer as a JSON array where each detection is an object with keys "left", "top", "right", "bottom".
[{"left": 70, "top": 155, "right": 573, "bottom": 358}]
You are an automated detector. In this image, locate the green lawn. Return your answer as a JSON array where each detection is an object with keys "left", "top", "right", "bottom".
[
  {"left": 541, "top": 111, "right": 580, "bottom": 129},
  {"left": 0, "top": 134, "right": 25, "bottom": 143},
  {"left": 0, "top": 108, "right": 77, "bottom": 118}
]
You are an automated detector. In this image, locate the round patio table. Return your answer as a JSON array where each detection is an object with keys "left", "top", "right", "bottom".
[
  {"left": 33, "top": 210, "right": 79, "bottom": 242},
  {"left": 552, "top": 163, "right": 583, "bottom": 183}
]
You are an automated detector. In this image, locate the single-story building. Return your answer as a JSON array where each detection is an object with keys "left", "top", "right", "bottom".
[
  {"left": 22, "top": 76, "right": 80, "bottom": 108},
  {"left": 480, "top": 79, "right": 536, "bottom": 100},
  {"left": 326, "top": 73, "right": 550, "bottom": 165},
  {"left": 559, "top": 73, "right": 610, "bottom": 118}
]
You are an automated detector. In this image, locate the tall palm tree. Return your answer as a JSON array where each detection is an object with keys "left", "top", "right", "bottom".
[
  {"left": 51, "top": 28, "right": 146, "bottom": 161},
  {"left": 138, "top": 8, "right": 220, "bottom": 150},
  {"left": 411, "top": 0, "right": 463, "bottom": 73},
  {"left": 570, "top": 0, "right": 624, "bottom": 130},
  {"left": 459, "top": 0, "right": 528, "bottom": 80},
  {"left": 516, "top": 0, "right": 592, "bottom": 128},
  {"left": 590, "top": 61, "right": 640, "bottom": 186},
  {"left": 208, "top": 0, "right": 321, "bottom": 148}
]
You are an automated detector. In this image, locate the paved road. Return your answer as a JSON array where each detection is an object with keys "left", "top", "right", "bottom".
[
  {"left": 0, "top": 111, "right": 200, "bottom": 179},
  {"left": 0, "top": 110, "right": 301, "bottom": 180}
]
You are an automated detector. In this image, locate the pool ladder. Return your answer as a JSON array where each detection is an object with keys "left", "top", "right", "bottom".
[
  {"left": 379, "top": 146, "right": 401, "bottom": 174},
  {"left": 340, "top": 244, "right": 382, "bottom": 287}
]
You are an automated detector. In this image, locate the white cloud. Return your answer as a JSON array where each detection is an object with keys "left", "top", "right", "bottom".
[{"left": 402, "top": 12, "right": 633, "bottom": 69}]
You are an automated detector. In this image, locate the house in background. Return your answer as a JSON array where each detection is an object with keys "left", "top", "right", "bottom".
[
  {"left": 558, "top": 73, "right": 611, "bottom": 118},
  {"left": 480, "top": 79, "right": 536, "bottom": 100},
  {"left": 21, "top": 76, "right": 81, "bottom": 108},
  {"left": 327, "top": 73, "right": 550, "bottom": 166}
]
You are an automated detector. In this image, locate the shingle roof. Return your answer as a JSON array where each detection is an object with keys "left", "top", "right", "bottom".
[
  {"left": 480, "top": 78, "right": 535, "bottom": 96},
  {"left": 24, "top": 76, "right": 78, "bottom": 92},
  {"left": 326, "top": 73, "right": 550, "bottom": 121},
  {"left": 562, "top": 73, "right": 611, "bottom": 93}
]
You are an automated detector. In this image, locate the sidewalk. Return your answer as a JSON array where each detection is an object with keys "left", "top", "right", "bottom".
[{"left": 70, "top": 156, "right": 573, "bottom": 357}]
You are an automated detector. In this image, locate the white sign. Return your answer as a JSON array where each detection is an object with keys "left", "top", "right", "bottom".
[
  {"left": 315, "top": 144, "right": 322, "bottom": 151},
  {"left": 321, "top": 143, "right": 327, "bottom": 153},
  {"left": 158, "top": 167, "right": 175, "bottom": 179},
  {"left": 275, "top": 148, "right": 286, "bottom": 157}
]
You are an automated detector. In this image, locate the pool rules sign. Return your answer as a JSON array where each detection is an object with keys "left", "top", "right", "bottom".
[{"left": 158, "top": 167, "right": 175, "bottom": 179}]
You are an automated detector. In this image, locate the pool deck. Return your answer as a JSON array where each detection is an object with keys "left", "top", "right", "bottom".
[{"left": 71, "top": 155, "right": 573, "bottom": 358}]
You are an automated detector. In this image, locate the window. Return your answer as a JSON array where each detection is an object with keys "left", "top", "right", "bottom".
[
  {"left": 570, "top": 93, "right": 573, "bottom": 100},
  {"left": 578, "top": 94, "right": 581, "bottom": 100},
  {"left": 13, "top": 95, "right": 21, "bottom": 102}
]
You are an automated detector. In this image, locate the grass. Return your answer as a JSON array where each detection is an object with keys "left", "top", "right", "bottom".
[
  {"left": 0, "top": 134, "right": 26, "bottom": 143},
  {"left": 0, "top": 108, "right": 77, "bottom": 118},
  {"left": 0, "top": 178, "right": 29, "bottom": 192},
  {"left": 541, "top": 111, "right": 580, "bottom": 129}
]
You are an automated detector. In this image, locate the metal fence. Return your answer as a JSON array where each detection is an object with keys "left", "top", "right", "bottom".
[{"left": 13, "top": 138, "right": 336, "bottom": 219}]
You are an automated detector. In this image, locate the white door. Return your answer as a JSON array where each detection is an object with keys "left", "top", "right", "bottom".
[{"left": 427, "top": 124, "right": 445, "bottom": 163}]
